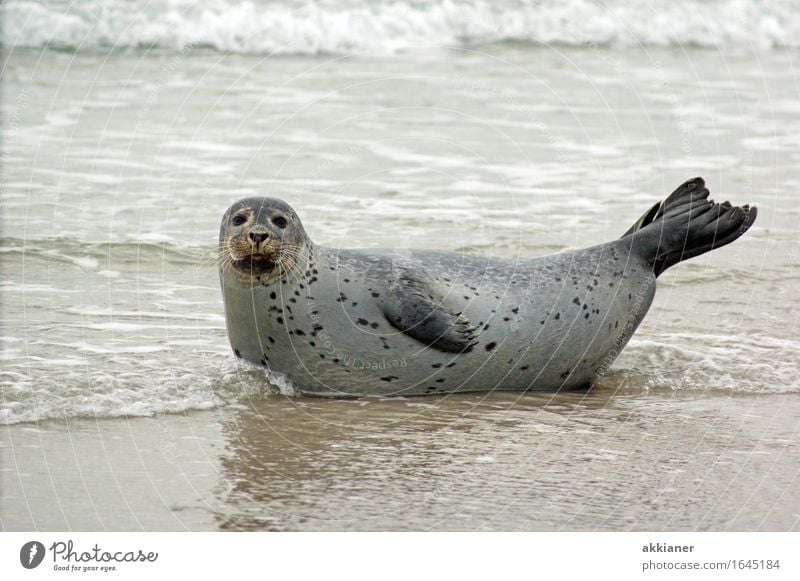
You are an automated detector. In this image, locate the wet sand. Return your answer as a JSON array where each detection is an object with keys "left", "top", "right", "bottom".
[{"left": 3, "top": 390, "right": 798, "bottom": 531}]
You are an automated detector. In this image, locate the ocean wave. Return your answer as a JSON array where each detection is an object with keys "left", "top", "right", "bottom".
[
  {"left": 0, "top": 236, "right": 215, "bottom": 266},
  {"left": 2, "top": 0, "right": 799, "bottom": 54},
  {"left": 596, "top": 333, "right": 800, "bottom": 395}
]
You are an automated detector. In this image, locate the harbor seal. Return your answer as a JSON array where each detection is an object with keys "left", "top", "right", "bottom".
[{"left": 219, "top": 178, "right": 756, "bottom": 396}]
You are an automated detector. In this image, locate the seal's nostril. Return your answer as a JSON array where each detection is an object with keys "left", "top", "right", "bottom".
[{"left": 249, "top": 232, "right": 269, "bottom": 244}]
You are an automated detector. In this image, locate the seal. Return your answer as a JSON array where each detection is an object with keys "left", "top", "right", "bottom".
[{"left": 219, "top": 178, "right": 757, "bottom": 396}]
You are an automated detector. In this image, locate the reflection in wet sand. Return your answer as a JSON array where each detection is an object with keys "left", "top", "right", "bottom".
[{"left": 212, "top": 390, "right": 800, "bottom": 531}]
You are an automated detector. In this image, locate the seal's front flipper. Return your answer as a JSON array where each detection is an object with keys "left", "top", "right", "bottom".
[{"left": 382, "top": 271, "right": 478, "bottom": 353}]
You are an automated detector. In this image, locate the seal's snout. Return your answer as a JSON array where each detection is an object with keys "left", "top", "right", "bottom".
[{"left": 248, "top": 230, "right": 270, "bottom": 246}]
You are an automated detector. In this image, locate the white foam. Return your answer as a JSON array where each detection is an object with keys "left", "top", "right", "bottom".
[
  {"left": 600, "top": 333, "right": 800, "bottom": 394},
  {"left": 0, "top": 356, "right": 256, "bottom": 425},
  {"left": 2, "top": 0, "right": 799, "bottom": 53},
  {"left": 40, "top": 250, "right": 99, "bottom": 270}
]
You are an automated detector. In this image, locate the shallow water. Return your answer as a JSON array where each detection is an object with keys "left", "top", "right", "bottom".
[{"left": 2, "top": 27, "right": 800, "bottom": 530}]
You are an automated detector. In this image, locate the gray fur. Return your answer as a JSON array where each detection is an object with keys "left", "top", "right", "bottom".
[{"left": 219, "top": 178, "right": 756, "bottom": 396}]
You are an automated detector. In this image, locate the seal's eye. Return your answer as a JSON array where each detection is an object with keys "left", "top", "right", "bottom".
[
  {"left": 272, "top": 216, "right": 288, "bottom": 229},
  {"left": 232, "top": 214, "right": 247, "bottom": 226}
]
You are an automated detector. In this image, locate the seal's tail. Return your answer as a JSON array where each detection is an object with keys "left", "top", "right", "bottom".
[{"left": 622, "top": 177, "right": 757, "bottom": 276}]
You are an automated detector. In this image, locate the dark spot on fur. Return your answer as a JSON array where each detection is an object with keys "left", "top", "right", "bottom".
[
  {"left": 269, "top": 291, "right": 276, "bottom": 300},
  {"left": 319, "top": 353, "right": 326, "bottom": 359},
  {"left": 583, "top": 304, "right": 588, "bottom": 310},
  {"left": 446, "top": 362, "right": 456, "bottom": 368},
  {"left": 555, "top": 312, "right": 560, "bottom": 320},
  {"left": 573, "top": 297, "right": 580, "bottom": 305},
  {"left": 309, "top": 341, "right": 316, "bottom": 347},
  {"left": 268, "top": 336, "right": 275, "bottom": 344},
  {"left": 584, "top": 313, "right": 590, "bottom": 319},
  {"left": 485, "top": 342, "right": 497, "bottom": 351},
  {"left": 276, "top": 317, "right": 284, "bottom": 324},
  {"left": 370, "top": 322, "right": 379, "bottom": 329},
  {"left": 332, "top": 358, "right": 340, "bottom": 363},
  {"left": 260, "top": 358, "right": 266, "bottom": 365},
  {"left": 356, "top": 318, "right": 368, "bottom": 325},
  {"left": 521, "top": 365, "right": 529, "bottom": 370},
  {"left": 352, "top": 302, "right": 358, "bottom": 307},
  {"left": 371, "top": 292, "right": 380, "bottom": 298},
  {"left": 431, "top": 363, "right": 442, "bottom": 368},
  {"left": 435, "top": 378, "right": 445, "bottom": 383},
  {"left": 560, "top": 370, "right": 571, "bottom": 379},
  {"left": 344, "top": 278, "right": 350, "bottom": 283},
  {"left": 234, "top": 349, "right": 241, "bottom": 358},
  {"left": 503, "top": 317, "right": 510, "bottom": 321},
  {"left": 483, "top": 324, "right": 490, "bottom": 330},
  {"left": 380, "top": 376, "right": 398, "bottom": 382},
  {"left": 511, "top": 307, "right": 519, "bottom": 314},
  {"left": 295, "top": 329, "right": 305, "bottom": 336}
]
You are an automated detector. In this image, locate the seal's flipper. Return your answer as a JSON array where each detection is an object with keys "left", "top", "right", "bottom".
[
  {"left": 382, "top": 272, "right": 478, "bottom": 353},
  {"left": 623, "top": 177, "right": 757, "bottom": 276}
]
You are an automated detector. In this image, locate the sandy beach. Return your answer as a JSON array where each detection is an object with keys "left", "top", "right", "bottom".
[{"left": 4, "top": 391, "right": 799, "bottom": 531}]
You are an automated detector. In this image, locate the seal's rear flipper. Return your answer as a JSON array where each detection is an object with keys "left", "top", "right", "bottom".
[
  {"left": 622, "top": 177, "right": 758, "bottom": 276},
  {"left": 382, "top": 271, "right": 478, "bottom": 353}
]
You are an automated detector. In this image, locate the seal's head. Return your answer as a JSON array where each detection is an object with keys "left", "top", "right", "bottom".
[{"left": 219, "top": 197, "right": 309, "bottom": 283}]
